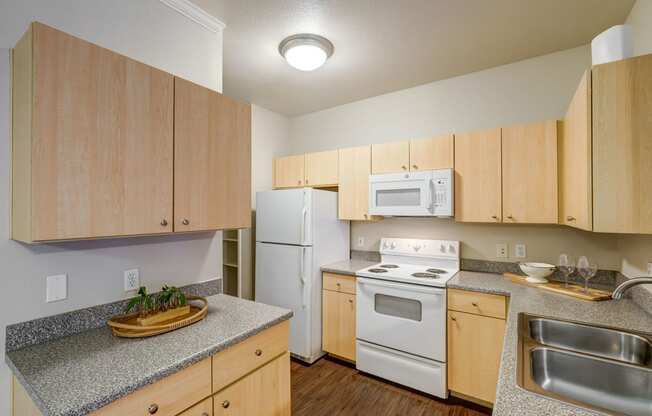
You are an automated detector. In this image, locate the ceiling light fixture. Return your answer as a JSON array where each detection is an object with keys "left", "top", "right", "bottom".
[{"left": 278, "top": 34, "right": 334, "bottom": 71}]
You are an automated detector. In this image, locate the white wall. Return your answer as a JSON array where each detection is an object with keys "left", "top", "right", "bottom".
[
  {"left": 627, "top": 0, "right": 652, "bottom": 56},
  {"left": 0, "top": 1, "right": 224, "bottom": 414}
]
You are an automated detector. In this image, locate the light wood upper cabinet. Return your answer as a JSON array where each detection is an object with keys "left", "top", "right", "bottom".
[
  {"left": 305, "top": 150, "right": 339, "bottom": 187},
  {"left": 274, "top": 155, "right": 306, "bottom": 188},
  {"left": 12, "top": 22, "right": 174, "bottom": 242},
  {"left": 338, "top": 145, "right": 377, "bottom": 221},
  {"left": 454, "top": 128, "right": 502, "bottom": 222},
  {"left": 593, "top": 53, "right": 652, "bottom": 234},
  {"left": 502, "top": 121, "right": 558, "bottom": 224},
  {"left": 409, "top": 135, "right": 454, "bottom": 171},
  {"left": 213, "top": 352, "right": 291, "bottom": 416},
  {"left": 322, "top": 274, "right": 356, "bottom": 362},
  {"left": 174, "top": 78, "right": 252, "bottom": 232},
  {"left": 447, "top": 310, "right": 505, "bottom": 404},
  {"left": 560, "top": 71, "right": 593, "bottom": 231},
  {"left": 371, "top": 141, "right": 410, "bottom": 174}
]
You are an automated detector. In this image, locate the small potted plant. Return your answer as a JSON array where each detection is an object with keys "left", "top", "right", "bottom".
[{"left": 126, "top": 285, "right": 190, "bottom": 326}]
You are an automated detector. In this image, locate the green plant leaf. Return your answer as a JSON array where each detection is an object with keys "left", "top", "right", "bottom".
[
  {"left": 126, "top": 297, "right": 140, "bottom": 313},
  {"left": 178, "top": 291, "right": 187, "bottom": 306}
]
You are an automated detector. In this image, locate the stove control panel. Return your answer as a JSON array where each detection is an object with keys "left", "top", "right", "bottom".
[{"left": 379, "top": 238, "right": 459, "bottom": 259}]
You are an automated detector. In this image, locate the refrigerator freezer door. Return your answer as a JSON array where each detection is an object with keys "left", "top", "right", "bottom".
[
  {"left": 256, "top": 189, "right": 312, "bottom": 246},
  {"left": 255, "top": 242, "right": 314, "bottom": 360}
]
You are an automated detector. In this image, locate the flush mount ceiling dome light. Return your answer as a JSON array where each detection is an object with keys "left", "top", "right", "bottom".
[{"left": 279, "top": 33, "right": 334, "bottom": 71}]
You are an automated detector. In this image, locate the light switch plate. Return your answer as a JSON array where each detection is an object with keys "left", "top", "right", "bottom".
[
  {"left": 124, "top": 269, "right": 140, "bottom": 292},
  {"left": 496, "top": 243, "right": 508, "bottom": 258},
  {"left": 515, "top": 244, "right": 527, "bottom": 258},
  {"left": 46, "top": 274, "right": 67, "bottom": 303}
]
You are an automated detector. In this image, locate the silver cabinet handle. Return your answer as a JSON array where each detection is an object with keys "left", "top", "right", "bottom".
[
  {"left": 222, "top": 400, "right": 230, "bottom": 408},
  {"left": 182, "top": 219, "right": 190, "bottom": 225},
  {"left": 160, "top": 219, "right": 168, "bottom": 226},
  {"left": 148, "top": 403, "right": 159, "bottom": 414}
]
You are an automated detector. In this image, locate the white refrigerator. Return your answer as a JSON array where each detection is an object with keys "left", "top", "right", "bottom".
[{"left": 255, "top": 188, "right": 350, "bottom": 363}]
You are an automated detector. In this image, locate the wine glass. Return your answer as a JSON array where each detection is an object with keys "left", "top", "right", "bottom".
[
  {"left": 577, "top": 256, "right": 598, "bottom": 294},
  {"left": 558, "top": 254, "right": 575, "bottom": 288}
]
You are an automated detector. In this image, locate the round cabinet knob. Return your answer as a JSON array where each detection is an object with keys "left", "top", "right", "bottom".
[
  {"left": 402, "top": 165, "right": 407, "bottom": 170},
  {"left": 298, "top": 180, "right": 302, "bottom": 185},
  {"left": 222, "top": 400, "right": 230, "bottom": 409},
  {"left": 450, "top": 316, "right": 457, "bottom": 322},
  {"left": 363, "top": 213, "right": 368, "bottom": 219},
  {"left": 348, "top": 298, "right": 353, "bottom": 303},
  {"left": 182, "top": 219, "right": 190, "bottom": 225},
  {"left": 255, "top": 349, "right": 263, "bottom": 356},
  {"left": 472, "top": 302, "right": 479, "bottom": 307},
  {"left": 305, "top": 179, "right": 309, "bottom": 185},
  {"left": 148, "top": 404, "right": 159, "bottom": 414},
  {"left": 412, "top": 165, "right": 418, "bottom": 170},
  {"left": 160, "top": 219, "right": 168, "bottom": 226},
  {"left": 491, "top": 215, "right": 498, "bottom": 220},
  {"left": 567, "top": 216, "right": 576, "bottom": 221},
  {"left": 507, "top": 215, "right": 514, "bottom": 221},
  {"left": 201, "top": 413, "right": 209, "bottom": 416}
]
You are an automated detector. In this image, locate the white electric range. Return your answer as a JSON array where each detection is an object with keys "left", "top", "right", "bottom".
[{"left": 355, "top": 237, "right": 460, "bottom": 398}]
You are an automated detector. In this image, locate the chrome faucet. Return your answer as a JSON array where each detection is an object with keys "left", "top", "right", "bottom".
[{"left": 612, "top": 277, "right": 652, "bottom": 299}]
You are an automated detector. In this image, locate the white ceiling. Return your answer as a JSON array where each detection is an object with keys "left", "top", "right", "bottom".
[{"left": 192, "top": 0, "right": 635, "bottom": 116}]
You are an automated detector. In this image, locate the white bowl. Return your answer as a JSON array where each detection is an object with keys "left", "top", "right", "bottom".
[{"left": 519, "top": 262, "right": 556, "bottom": 284}]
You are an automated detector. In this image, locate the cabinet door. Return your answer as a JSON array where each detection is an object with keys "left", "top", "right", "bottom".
[
  {"left": 179, "top": 397, "right": 212, "bottom": 416},
  {"left": 454, "top": 129, "right": 502, "bottom": 222},
  {"left": 214, "top": 352, "right": 291, "bottom": 416},
  {"left": 338, "top": 146, "right": 377, "bottom": 221},
  {"left": 593, "top": 54, "right": 652, "bottom": 233},
  {"left": 274, "top": 155, "right": 306, "bottom": 188},
  {"left": 502, "top": 121, "right": 558, "bottom": 224},
  {"left": 174, "top": 78, "right": 252, "bottom": 232},
  {"left": 447, "top": 311, "right": 505, "bottom": 404},
  {"left": 560, "top": 71, "right": 592, "bottom": 231},
  {"left": 322, "top": 290, "right": 356, "bottom": 362},
  {"left": 305, "top": 150, "right": 338, "bottom": 186},
  {"left": 371, "top": 141, "right": 410, "bottom": 174},
  {"left": 28, "top": 22, "right": 174, "bottom": 241},
  {"left": 409, "top": 135, "right": 454, "bottom": 171}
]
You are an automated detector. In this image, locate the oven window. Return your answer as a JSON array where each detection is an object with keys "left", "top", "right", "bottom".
[
  {"left": 376, "top": 188, "right": 421, "bottom": 207},
  {"left": 374, "top": 293, "right": 422, "bottom": 321}
]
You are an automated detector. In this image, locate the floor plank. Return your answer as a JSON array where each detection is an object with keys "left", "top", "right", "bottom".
[{"left": 291, "top": 357, "right": 492, "bottom": 416}]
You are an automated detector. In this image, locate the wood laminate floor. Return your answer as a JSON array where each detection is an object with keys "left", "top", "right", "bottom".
[{"left": 291, "top": 357, "right": 492, "bottom": 416}]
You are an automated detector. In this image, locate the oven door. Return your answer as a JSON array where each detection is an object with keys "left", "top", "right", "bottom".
[
  {"left": 368, "top": 172, "right": 434, "bottom": 216},
  {"left": 356, "top": 277, "right": 446, "bottom": 361}
]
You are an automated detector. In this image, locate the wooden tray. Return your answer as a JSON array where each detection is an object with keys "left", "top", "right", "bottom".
[
  {"left": 107, "top": 296, "right": 208, "bottom": 338},
  {"left": 504, "top": 273, "right": 612, "bottom": 301}
]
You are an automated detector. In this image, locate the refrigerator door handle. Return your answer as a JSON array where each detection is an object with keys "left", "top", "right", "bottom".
[
  {"left": 300, "top": 206, "right": 308, "bottom": 245},
  {"left": 300, "top": 247, "right": 308, "bottom": 308}
]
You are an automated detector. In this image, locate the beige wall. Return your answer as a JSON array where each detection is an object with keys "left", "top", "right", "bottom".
[
  {"left": 0, "top": 2, "right": 224, "bottom": 413},
  {"left": 288, "top": 46, "right": 623, "bottom": 266}
]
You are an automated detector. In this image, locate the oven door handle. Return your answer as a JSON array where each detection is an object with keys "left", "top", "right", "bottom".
[{"left": 357, "top": 277, "right": 445, "bottom": 295}]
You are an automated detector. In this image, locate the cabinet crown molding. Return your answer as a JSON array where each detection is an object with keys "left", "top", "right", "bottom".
[{"left": 159, "top": 0, "right": 226, "bottom": 33}]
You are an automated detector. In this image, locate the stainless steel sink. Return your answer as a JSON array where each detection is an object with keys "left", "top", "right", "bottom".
[
  {"left": 527, "top": 316, "right": 652, "bottom": 366},
  {"left": 518, "top": 313, "right": 652, "bottom": 415}
]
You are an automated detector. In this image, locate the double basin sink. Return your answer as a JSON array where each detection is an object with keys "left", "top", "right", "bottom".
[{"left": 517, "top": 313, "right": 652, "bottom": 415}]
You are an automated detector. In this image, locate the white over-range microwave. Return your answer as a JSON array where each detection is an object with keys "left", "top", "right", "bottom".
[{"left": 368, "top": 168, "right": 454, "bottom": 217}]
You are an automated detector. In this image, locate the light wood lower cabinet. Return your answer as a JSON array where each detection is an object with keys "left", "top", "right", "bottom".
[
  {"left": 447, "top": 289, "right": 507, "bottom": 405},
  {"left": 213, "top": 352, "right": 291, "bottom": 416},
  {"left": 322, "top": 289, "right": 356, "bottom": 361}
]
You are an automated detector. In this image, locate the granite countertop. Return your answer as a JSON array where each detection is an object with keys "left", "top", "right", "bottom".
[
  {"left": 448, "top": 271, "right": 652, "bottom": 416},
  {"left": 6, "top": 294, "right": 293, "bottom": 416},
  {"left": 321, "top": 259, "right": 377, "bottom": 276}
]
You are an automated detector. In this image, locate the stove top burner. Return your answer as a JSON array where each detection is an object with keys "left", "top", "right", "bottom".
[
  {"left": 379, "top": 264, "right": 399, "bottom": 268},
  {"left": 426, "top": 268, "right": 447, "bottom": 274},
  {"left": 411, "top": 272, "right": 440, "bottom": 279},
  {"left": 368, "top": 268, "right": 389, "bottom": 273}
]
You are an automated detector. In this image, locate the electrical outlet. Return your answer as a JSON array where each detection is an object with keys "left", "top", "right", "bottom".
[
  {"left": 647, "top": 262, "right": 652, "bottom": 276},
  {"left": 515, "top": 244, "right": 527, "bottom": 258},
  {"left": 496, "top": 243, "right": 508, "bottom": 258},
  {"left": 357, "top": 237, "right": 365, "bottom": 247},
  {"left": 46, "top": 274, "right": 67, "bottom": 303},
  {"left": 124, "top": 269, "right": 140, "bottom": 292}
]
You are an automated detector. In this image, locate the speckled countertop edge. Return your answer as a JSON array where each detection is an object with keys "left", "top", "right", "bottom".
[
  {"left": 448, "top": 271, "right": 652, "bottom": 416},
  {"left": 6, "top": 295, "right": 293, "bottom": 416},
  {"left": 321, "top": 259, "right": 378, "bottom": 276}
]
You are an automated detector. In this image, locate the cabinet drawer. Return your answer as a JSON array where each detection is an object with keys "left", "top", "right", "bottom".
[
  {"left": 323, "top": 273, "right": 356, "bottom": 295},
  {"left": 213, "top": 321, "right": 289, "bottom": 392},
  {"left": 179, "top": 397, "right": 212, "bottom": 416},
  {"left": 448, "top": 289, "right": 507, "bottom": 319},
  {"left": 91, "top": 358, "right": 211, "bottom": 416}
]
